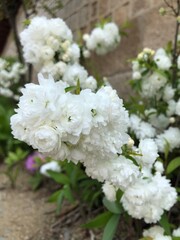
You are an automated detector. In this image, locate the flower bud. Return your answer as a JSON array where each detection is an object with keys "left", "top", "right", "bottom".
[{"left": 159, "top": 7, "right": 166, "bottom": 16}]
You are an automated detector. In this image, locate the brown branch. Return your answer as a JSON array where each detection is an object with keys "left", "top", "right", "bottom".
[
  {"left": 1, "top": 0, "right": 24, "bottom": 64},
  {"left": 172, "top": 0, "right": 180, "bottom": 87}
]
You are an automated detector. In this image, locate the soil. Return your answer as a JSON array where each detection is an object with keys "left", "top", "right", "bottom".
[{"left": 0, "top": 164, "right": 101, "bottom": 240}]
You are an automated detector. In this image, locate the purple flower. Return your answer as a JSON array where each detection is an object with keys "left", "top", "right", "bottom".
[{"left": 25, "top": 151, "right": 44, "bottom": 172}]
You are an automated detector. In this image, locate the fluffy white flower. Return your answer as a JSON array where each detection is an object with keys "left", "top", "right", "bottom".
[
  {"left": 30, "top": 125, "right": 59, "bottom": 153},
  {"left": 85, "top": 156, "right": 139, "bottom": 191},
  {"left": 141, "top": 72, "right": 167, "bottom": 99},
  {"left": 20, "top": 16, "right": 79, "bottom": 74},
  {"left": 155, "top": 127, "right": 180, "bottom": 152},
  {"left": 62, "top": 63, "right": 97, "bottom": 91},
  {"left": 40, "top": 161, "right": 61, "bottom": 177},
  {"left": 132, "top": 71, "right": 141, "bottom": 80},
  {"left": 102, "top": 182, "right": 116, "bottom": 202},
  {"left": 167, "top": 100, "right": 177, "bottom": 117},
  {"left": 143, "top": 225, "right": 172, "bottom": 240},
  {"left": 145, "top": 109, "right": 170, "bottom": 130},
  {"left": 137, "top": 139, "right": 158, "bottom": 167},
  {"left": 154, "top": 161, "right": 164, "bottom": 174},
  {"left": 11, "top": 74, "right": 129, "bottom": 168},
  {"left": 173, "top": 227, "right": 180, "bottom": 237},
  {"left": 129, "top": 114, "right": 156, "bottom": 139},
  {"left": 84, "top": 22, "right": 120, "bottom": 55},
  {"left": 121, "top": 174, "right": 177, "bottom": 223},
  {"left": 154, "top": 48, "right": 172, "bottom": 70},
  {"left": 163, "top": 85, "right": 175, "bottom": 102}
]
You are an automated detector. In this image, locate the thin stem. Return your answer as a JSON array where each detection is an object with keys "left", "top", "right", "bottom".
[
  {"left": 172, "top": 0, "right": 180, "bottom": 87},
  {"left": 1, "top": 0, "right": 24, "bottom": 64}
]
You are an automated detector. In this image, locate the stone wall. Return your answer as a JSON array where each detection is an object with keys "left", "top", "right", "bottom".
[{"left": 2, "top": 0, "right": 176, "bottom": 98}]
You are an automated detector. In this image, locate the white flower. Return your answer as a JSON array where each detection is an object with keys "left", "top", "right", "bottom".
[
  {"left": 102, "top": 182, "right": 116, "bottom": 202},
  {"left": 129, "top": 114, "right": 156, "bottom": 139},
  {"left": 20, "top": 16, "right": 78, "bottom": 72},
  {"left": 40, "top": 161, "right": 61, "bottom": 177},
  {"left": 83, "top": 49, "right": 91, "bottom": 58},
  {"left": 163, "top": 85, "right": 175, "bottom": 102},
  {"left": 143, "top": 226, "right": 172, "bottom": 240},
  {"left": 155, "top": 127, "right": 180, "bottom": 152},
  {"left": 30, "top": 125, "right": 59, "bottom": 153},
  {"left": 154, "top": 48, "right": 172, "bottom": 70},
  {"left": 85, "top": 156, "right": 139, "bottom": 191},
  {"left": 132, "top": 71, "right": 141, "bottom": 80},
  {"left": 132, "top": 61, "right": 140, "bottom": 71},
  {"left": 63, "top": 63, "right": 88, "bottom": 86},
  {"left": 121, "top": 174, "right": 177, "bottom": 223},
  {"left": 84, "top": 22, "right": 120, "bottom": 55},
  {"left": 167, "top": 100, "right": 177, "bottom": 117},
  {"left": 154, "top": 161, "right": 164, "bottom": 174},
  {"left": 173, "top": 227, "right": 180, "bottom": 237},
  {"left": 11, "top": 75, "right": 129, "bottom": 167},
  {"left": 137, "top": 139, "right": 158, "bottom": 167},
  {"left": 142, "top": 72, "right": 167, "bottom": 99}
]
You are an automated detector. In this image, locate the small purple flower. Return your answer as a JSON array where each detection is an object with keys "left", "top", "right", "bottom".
[{"left": 25, "top": 151, "right": 44, "bottom": 173}]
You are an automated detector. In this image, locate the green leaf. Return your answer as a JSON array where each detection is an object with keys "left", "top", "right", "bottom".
[
  {"left": 65, "top": 86, "right": 77, "bottom": 93},
  {"left": 56, "top": 190, "right": 64, "bottom": 214},
  {"left": 164, "top": 139, "right": 170, "bottom": 161},
  {"left": 159, "top": 213, "right": 171, "bottom": 235},
  {"left": 48, "top": 189, "right": 62, "bottom": 202},
  {"left": 102, "top": 214, "right": 120, "bottom": 240},
  {"left": 63, "top": 185, "right": 74, "bottom": 203},
  {"left": 75, "top": 79, "right": 81, "bottom": 94},
  {"left": 29, "top": 172, "right": 43, "bottom": 190},
  {"left": 172, "top": 237, "right": 180, "bottom": 240},
  {"left": 103, "top": 197, "right": 122, "bottom": 214},
  {"left": 166, "top": 157, "right": 180, "bottom": 174},
  {"left": 82, "top": 211, "right": 113, "bottom": 229},
  {"left": 139, "top": 238, "right": 153, "bottom": 240},
  {"left": 47, "top": 171, "right": 70, "bottom": 185}
]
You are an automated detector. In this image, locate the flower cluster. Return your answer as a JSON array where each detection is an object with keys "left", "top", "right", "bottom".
[
  {"left": 20, "top": 16, "right": 98, "bottom": 91},
  {"left": 140, "top": 225, "right": 180, "bottom": 240},
  {"left": 0, "top": 58, "right": 26, "bottom": 100},
  {"left": 129, "top": 46, "right": 180, "bottom": 153},
  {"left": 11, "top": 74, "right": 129, "bottom": 173},
  {"left": 102, "top": 137, "right": 177, "bottom": 223},
  {"left": 83, "top": 22, "right": 121, "bottom": 56}
]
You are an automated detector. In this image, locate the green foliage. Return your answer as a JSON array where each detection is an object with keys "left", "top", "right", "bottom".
[
  {"left": 159, "top": 213, "right": 171, "bottom": 235},
  {"left": 29, "top": 172, "right": 43, "bottom": 190},
  {"left": 4, "top": 147, "right": 29, "bottom": 188},
  {"left": 166, "top": 157, "right": 180, "bottom": 174},
  {"left": 46, "top": 161, "right": 102, "bottom": 215},
  {"left": 82, "top": 211, "right": 113, "bottom": 229},
  {"left": 102, "top": 214, "right": 120, "bottom": 240},
  {"left": 5, "top": 148, "right": 28, "bottom": 167},
  {"left": 103, "top": 197, "right": 123, "bottom": 214}
]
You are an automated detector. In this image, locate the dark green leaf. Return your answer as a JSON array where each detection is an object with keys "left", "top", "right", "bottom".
[
  {"left": 48, "top": 189, "right": 62, "bottom": 202},
  {"left": 159, "top": 213, "right": 171, "bottom": 235},
  {"left": 82, "top": 211, "right": 113, "bottom": 229},
  {"left": 47, "top": 171, "right": 70, "bottom": 185}
]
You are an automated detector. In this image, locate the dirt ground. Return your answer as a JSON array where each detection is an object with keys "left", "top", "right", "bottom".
[{"left": 0, "top": 164, "right": 101, "bottom": 240}]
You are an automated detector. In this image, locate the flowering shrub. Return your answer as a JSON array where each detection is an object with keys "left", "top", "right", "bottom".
[
  {"left": 0, "top": 58, "right": 26, "bottom": 100},
  {"left": 9, "top": 2, "right": 180, "bottom": 239}
]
